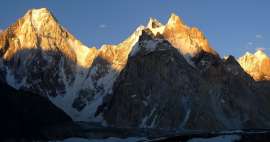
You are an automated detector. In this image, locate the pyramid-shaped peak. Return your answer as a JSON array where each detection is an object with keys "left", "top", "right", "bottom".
[
  {"left": 147, "top": 17, "right": 163, "bottom": 29},
  {"left": 167, "top": 13, "right": 186, "bottom": 26},
  {"left": 23, "top": 8, "right": 58, "bottom": 32}
]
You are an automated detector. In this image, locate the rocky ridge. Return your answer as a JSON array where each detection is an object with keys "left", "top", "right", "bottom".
[{"left": 1, "top": 8, "right": 270, "bottom": 131}]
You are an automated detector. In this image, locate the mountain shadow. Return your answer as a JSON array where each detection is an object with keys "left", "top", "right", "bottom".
[
  {"left": 0, "top": 45, "right": 121, "bottom": 126},
  {"left": 0, "top": 74, "right": 73, "bottom": 140},
  {"left": 0, "top": 46, "right": 122, "bottom": 140}
]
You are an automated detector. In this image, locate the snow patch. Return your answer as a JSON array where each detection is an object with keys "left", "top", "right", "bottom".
[
  {"left": 5, "top": 69, "right": 19, "bottom": 89},
  {"left": 147, "top": 17, "right": 165, "bottom": 36},
  {"left": 150, "top": 115, "right": 158, "bottom": 128},
  {"left": 76, "top": 93, "right": 106, "bottom": 122},
  {"left": 145, "top": 40, "right": 160, "bottom": 52},
  {"left": 68, "top": 39, "right": 90, "bottom": 67},
  {"left": 130, "top": 39, "right": 163, "bottom": 57},
  {"left": 129, "top": 42, "right": 140, "bottom": 57},
  {"left": 178, "top": 96, "right": 191, "bottom": 129},
  {"left": 180, "top": 109, "right": 191, "bottom": 128},
  {"left": 150, "top": 26, "right": 165, "bottom": 36},
  {"left": 5, "top": 67, "right": 27, "bottom": 90},
  {"left": 30, "top": 8, "right": 51, "bottom": 32},
  {"left": 49, "top": 58, "right": 96, "bottom": 122},
  {"left": 97, "top": 69, "right": 118, "bottom": 94},
  {"left": 76, "top": 69, "right": 120, "bottom": 122},
  {"left": 140, "top": 107, "right": 157, "bottom": 128}
]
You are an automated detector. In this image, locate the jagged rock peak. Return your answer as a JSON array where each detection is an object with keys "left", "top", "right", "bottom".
[
  {"left": 147, "top": 17, "right": 163, "bottom": 29},
  {"left": 146, "top": 18, "right": 165, "bottom": 36},
  {"left": 162, "top": 13, "right": 218, "bottom": 64},
  {"left": 167, "top": 13, "right": 186, "bottom": 27}
]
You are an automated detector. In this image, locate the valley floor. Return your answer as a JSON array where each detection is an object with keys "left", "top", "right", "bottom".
[{"left": 40, "top": 122, "right": 270, "bottom": 142}]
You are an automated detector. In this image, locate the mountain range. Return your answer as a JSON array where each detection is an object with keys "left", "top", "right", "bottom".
[{"left": 1, "top": 8, "right": 270, "bottom": 138}]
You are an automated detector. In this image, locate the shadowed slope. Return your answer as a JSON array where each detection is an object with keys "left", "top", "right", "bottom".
[{"left": 0, "top": 75, "right": 72, "bottom": 139}]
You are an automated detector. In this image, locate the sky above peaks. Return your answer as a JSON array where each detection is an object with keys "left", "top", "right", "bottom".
[{"left": 0, "top": 0, "right": 269, "bottom": 57}]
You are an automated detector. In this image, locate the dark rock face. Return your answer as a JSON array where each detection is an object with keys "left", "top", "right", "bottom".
[
  {"left": 0, "top": 78, "right": 72, "bottom": 139},
  {"left": 104, "top": 33, "right": 200, "bottom": 129},
  {"left": 190, "top": 53, "right": 268, "bottom": 130},
  {"left": 102, "top": 31, "right": 270, "bottom": 130}
]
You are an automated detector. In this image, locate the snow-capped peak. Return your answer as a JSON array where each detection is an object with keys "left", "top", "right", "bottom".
[
  {"left": 4, "top": 8, "right": 91, "bottom": 67},
  {"left": 254, "top": 49, "right": 268, "bottom": 60},
  {"left": 238, "top": 50, "right": 270, "bottom": 80},
  {"left": 162, "top": 13, "right": 218, "bottom": 65},
  {"left": 241, "top": 50, "right": 268, "bottom": 61},
  {"left": 167, "top": 13, "right": 186, "bottom": 27},
  {"left": 25, "top": 8, "right": 57, "bottom": 33},
  {"left": 30, "top": 7, "right": 51, "bottom": 15}
]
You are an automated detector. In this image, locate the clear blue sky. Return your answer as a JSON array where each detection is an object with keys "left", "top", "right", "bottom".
[{"left": 0, "top": 0, "right": 269, "bottom": 57}]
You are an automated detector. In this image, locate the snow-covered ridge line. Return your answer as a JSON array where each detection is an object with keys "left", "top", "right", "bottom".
[{"left": 1, "top": 8, "right": 218, "bottom": 124}]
